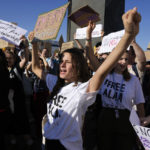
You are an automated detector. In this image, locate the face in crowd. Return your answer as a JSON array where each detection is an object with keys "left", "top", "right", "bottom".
[
  {"left": 5, "top": 51, "right": 16, "bottom": 68},
  {"left": 59, "top": 52, "right": 76, "bottom": 83},
  {"left": 114, "top": 52, "right": 129, "bottom": 74},
  {"left": 59, "top": 48, "right": 90, "bottom": 84}
]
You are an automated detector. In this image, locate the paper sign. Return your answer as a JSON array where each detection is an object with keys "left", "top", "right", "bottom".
[
  {"left": 75, "top": 24, "right": 103, "bottom": 39},
  {"left": 68, "top": 5, "right": 100, "bottom": 28},
  {"left": 98, "top": 30, "right": 125, "bottom": 54},
  {"left": 130, "top": 109, "right": 150, "bottom": 150},
  {"left": 34, "top": 2, "right": 69, "bottom": 40},
  {"left": 0, "top": 19, "right": 27, "bottom": 46},
  {"left": 61, "top": 41, "right": 74, "bottom": 52},
  {"left": 133, "top": 125, "right": 150, "bottom": 150}
]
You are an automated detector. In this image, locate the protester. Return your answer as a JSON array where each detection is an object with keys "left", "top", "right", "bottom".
[
  {"left": 0, "top": 49, "right": 12, "bottom": 150},
  {"left": 4, "top": 36, "right": 32, "bottom": 148},
  {"left": 85, "top": 9, "right": 145, "bottom": 150},
  {"left": 28, "top": 7, "right": 141, "bottom": 150}
]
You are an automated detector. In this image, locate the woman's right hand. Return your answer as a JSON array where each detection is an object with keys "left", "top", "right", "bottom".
[{"left": 122, "top": 7, "right": 141, "bottom": 38}]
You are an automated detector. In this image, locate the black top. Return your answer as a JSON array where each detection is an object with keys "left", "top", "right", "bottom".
[{"left": 0, "top": 68, "right": 10, "bottom": 109}]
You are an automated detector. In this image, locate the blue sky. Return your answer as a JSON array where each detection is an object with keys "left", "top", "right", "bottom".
[{"left": 0, "top": 0, "right": 149, "bottom": 50}]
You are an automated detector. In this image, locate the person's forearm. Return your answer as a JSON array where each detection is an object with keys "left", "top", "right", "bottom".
[
  {"left": 132, "top": 41, "right": 146, "bottom": 71},
  {"left": 31, "top": 43, "right": 45, "bottom": 79},
  {"left": 74, "top": 39, "right": 84, "bottom": 49},
  {"left": 85, "top": 31, "right": 100, "bottom": 71},
  {"left": 137, "top": 103, "right": 145, "bottom": 118}
]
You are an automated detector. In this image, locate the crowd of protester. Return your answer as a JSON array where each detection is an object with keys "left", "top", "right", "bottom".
[{"left": 0, "top": 7, "right": 150, "bottom": 150}]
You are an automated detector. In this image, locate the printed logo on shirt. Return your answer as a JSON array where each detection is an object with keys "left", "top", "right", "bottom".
[
  {"left": 102, "top": 79, "right": 126, "bottom": 103},
  {"left": 48, "top": 94, "right": 67, "bottom": 119}
]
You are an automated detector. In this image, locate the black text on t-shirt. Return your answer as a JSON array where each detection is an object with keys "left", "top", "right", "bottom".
[{"left": 48, "top": 94, "right": 67, "bottom": 119}]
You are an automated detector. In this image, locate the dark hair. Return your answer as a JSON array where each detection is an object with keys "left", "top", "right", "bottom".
[
  {"left": 49, "top": 48, "right": 90, "bottom": 100},
  {"left": 110, "top": 68, "right": 131, "bottom": 81},
  {"left": 95, "top": 41, "right": 102, "bottom": 47},
  {"left": 129, "top": 45, "right": 135, "bottom": 56},
  {"left": 0, "top": 49, "right": 8, "bottom": 75},
  {"left": 0, "top": 49, "right": 8, "bottom": 71}
]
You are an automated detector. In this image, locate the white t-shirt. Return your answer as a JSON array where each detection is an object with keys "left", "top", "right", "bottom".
[
  {"left": 99, "top": 72, "right": 145, "bottom": 111},
  {"left": 44, "top": 74, "right": 98, "bottom": 150}
]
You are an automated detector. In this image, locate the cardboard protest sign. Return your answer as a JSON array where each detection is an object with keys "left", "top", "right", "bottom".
[
  {"left": 147, "top": 43, "right": 150, "bottom": 50},
  {"left": 0, "top": 19, "right": 27, "bottom": 46},
  {"left": 34, "top": 2, "right": 69, "bottom": 40},
  {"left": 68, "top": 5, "right": 100, "bottom": 28},
  {"left": 61, "top": 41, "right": 74, "bottom": 52},
  {"left": 98, "top": 30, "right": 125, "bottom": 54},
  {"left": 145, "top": 51, "right": 150, "bottom": 61},
  {"left": 75, "top": 24, "right": 103, "bottom": 39},
  {"left": 0, "top": 39, "right": 15, "bottom": 48},
  {"left": 130, "top": 109, "right": 150, "bottom": 150}
]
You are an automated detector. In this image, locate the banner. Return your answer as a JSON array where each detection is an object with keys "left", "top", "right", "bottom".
[
  {"left": 0, "top": 19, "right": 27, "bottom": 46},
  {"left": 34, "top": 2, "right": 69, "bottom": 40},
  {"left": 75, "top": 24, "right": 103, "bottom": 40},
  {"left": 68, "top": 5, "right": 100, "bottom": 28},
  {"left": 61, "top": 41, "right": 74, "bottom": 52},
  {"left": 98, "top": 30, "right": 125, "bottom": 54},
  {"left": 130, "top": 109, "right": 150, "bottom": 150}
]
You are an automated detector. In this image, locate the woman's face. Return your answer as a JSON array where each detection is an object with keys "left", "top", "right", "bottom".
[
  {"left": 114, "top": 52, "right": 129, "bottom": 74},
  {"left": 5, "top": 52, "right": 15, "bottom": 67},
  {"left": 59, "top": 52, "right": 76, "bottom": 83}
]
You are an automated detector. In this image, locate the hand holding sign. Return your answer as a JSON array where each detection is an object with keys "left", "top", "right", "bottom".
[
  {"left": 28, "top": 31, "right": 40, "bottom": 45},
  {"left": 122, "top": 7, "right": 141, "bottom": 37},
  {"left": 0, "top": 19, "right": 27, "bottom": 46}
]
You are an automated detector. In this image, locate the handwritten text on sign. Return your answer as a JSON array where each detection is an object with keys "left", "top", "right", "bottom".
[
  {"left": 133, "top": 125, "right": 150, "bottom": 150},
  {"left": 130, "top": 109, "right": 150, "bottom": 150},
  {"left": 0, "top": 19, "right": 27, "bottom": 46},
  {"left": 75, "top": 24, "right": 103, "bottom": 39},
  {"left": 34, "top": 3, "right": 69, "bottom": 40},
  {"left": 98, "top": 30, "right": 125, "bottom": 54}
]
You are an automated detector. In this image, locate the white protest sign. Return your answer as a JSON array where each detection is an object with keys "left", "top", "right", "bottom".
[
  {"left": 98, "top": 30, "right": 131, "bottom": 54},
  {"left": 0, "top": 19, "right": 27, "bottom": 46},
  {"left": 130, "top": 109, "right": 150, "bottom": 150},
  {"left": 133, "top": 125, "right": 150, "bottom": 150},
  {"left": 75, "top": 24, "right": 103, "bottom": 39}
]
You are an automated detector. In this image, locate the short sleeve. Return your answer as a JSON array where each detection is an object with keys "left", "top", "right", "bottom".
[
  {"left": 46, "top": 74, "right": 58, "bottom": 92},
  {"left": 77, "top": 81, "right": 99, "bottom": 111}
]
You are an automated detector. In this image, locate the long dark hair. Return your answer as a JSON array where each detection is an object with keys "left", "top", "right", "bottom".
[
  {"left": 49, "top": 48, "right": 91, "bottom": 100},
  {"left": 0, "top": 49, "right": 8, "bottom": 70}
]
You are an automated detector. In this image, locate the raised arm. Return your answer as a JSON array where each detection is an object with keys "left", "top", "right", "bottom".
[
  {"left": 19, "top": 36, "right": 29, "bottom": 69},
  {"left": 74, "top": 33, "right": 84, "bottom": 49},
  {"left": 87, "top": 7, "right": 141, "bottom": 92},
  {"left": 85, "top": 21, "right": 100, "bottom": 71},
  {"left": 131, "top": 40, "right": 146, "bottom": 72},
  {"left": 28, "top": 32, "right": 47, "bottom": 80}
]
